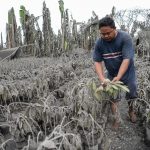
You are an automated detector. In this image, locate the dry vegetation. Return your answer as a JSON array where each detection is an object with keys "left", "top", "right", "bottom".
[
  {"left": 0, "top": 49, "right": 110, "bottom": 150},
  {"left": 1, "top": 1, "right": 150, "bottom": 149},
  {"left": 0, "top": 49, "right": 150, "bottom": 150}
]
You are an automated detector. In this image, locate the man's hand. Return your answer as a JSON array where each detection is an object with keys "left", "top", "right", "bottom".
[
  {"left": 101, "top": 78, "right": 110, "bottom": 87},
  {"left": 112, "top": 76, "right": 120, "bottom": 82}
]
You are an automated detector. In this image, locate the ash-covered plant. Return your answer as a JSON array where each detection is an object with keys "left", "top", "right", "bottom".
[
  {"left": 0, "top": 49, "right": 112, "bottom": 149},
  {"left": 134, "top": 58, "right": 150, "bottom": 128},
  {"left": 68, "top": 78, "right": 105, "bottom": 119},
  {"left": 37, "top": 116, "right": 83, "bottom": 150},
  {"left": 88, "top": 78, "right": 129, "bottom": 102},
  {"left": 37, "top": 113, "right": 108, "bottom": 150}
]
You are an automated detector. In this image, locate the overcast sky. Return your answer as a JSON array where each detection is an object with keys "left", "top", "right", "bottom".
[{"left": 0, "top": 0, "right": 150, "bottom": 38}]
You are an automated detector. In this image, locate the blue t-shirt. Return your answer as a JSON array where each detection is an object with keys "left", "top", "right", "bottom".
[{"left": 93, "top": 30, "right": 136, "bottom": 83}]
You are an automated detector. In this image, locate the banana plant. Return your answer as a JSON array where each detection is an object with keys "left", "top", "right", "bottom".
[
  {"left": 19, "top": 5, "right": 26, "bottom": 26},
  {"left": 7, "top": 7, "right": 17, "bottom": 48},
  {"left": 1, "top": 32, "right": 3, "bottom": 49},
  {"left": 19, "top": 5, "right": 27, "bottom": 45},
  {"left": 58, "top": 0, "right": 65, "bottom": 51},
  {"left": 58, "top": 0, "right": 64, "bottom": 19},
  {"left": 89, "top": 79, "right": 129, "bottom": 101}
]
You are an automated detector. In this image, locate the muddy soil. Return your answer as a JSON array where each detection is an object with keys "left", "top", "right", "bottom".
[{"left": 105, "top": 99, "right": 150, "bottom": 150}]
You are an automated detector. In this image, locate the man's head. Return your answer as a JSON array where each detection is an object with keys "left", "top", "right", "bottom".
[{"left": 98, "top": 16, "right": 117, "bottom": 41}]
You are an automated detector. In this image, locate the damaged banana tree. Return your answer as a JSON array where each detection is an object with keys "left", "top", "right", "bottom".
[{"left": 89, "top": 79, "right": 129, "bottom": 101}]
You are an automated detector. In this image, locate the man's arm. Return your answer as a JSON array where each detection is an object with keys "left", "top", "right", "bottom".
[
  {"left": 112, "top": 59, "right": 130, "bottom": 82},
  {"left": 94, "top": 62, "right": 105, "bottom": 82}
]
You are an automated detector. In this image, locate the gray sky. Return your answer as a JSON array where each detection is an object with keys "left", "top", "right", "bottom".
[{"left": 0, "top": 0, "right": 150, "bottom": 38}]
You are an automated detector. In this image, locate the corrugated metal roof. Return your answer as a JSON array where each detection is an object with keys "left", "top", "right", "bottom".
[{"left": 0, "top": 47, "right": 21, "bottom": 62}]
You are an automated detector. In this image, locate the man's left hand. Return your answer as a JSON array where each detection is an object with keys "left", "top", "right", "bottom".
[{"left": 112, "top": 76, "right": 120, "bottom": 82}]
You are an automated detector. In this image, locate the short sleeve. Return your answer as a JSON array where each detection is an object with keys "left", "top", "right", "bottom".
[
  {"left": 122, "top": 36, "right": 134, "bottom": 59},
  {"left": 93, "top": 39, "right": 103, "bottom": 62}
]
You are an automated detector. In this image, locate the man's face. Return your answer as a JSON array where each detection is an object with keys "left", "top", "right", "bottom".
[{"left": 99, "top": 26, "right": 116, "bottom": 41}]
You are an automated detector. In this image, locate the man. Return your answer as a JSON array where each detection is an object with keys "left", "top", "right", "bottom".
[{"left": 93, "top": 16, "right": 137, "bottom": 129}]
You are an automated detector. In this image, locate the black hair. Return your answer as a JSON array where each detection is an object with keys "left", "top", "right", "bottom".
[{"left": 98, "top": 16, "right": 116, "bottom": 29}]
